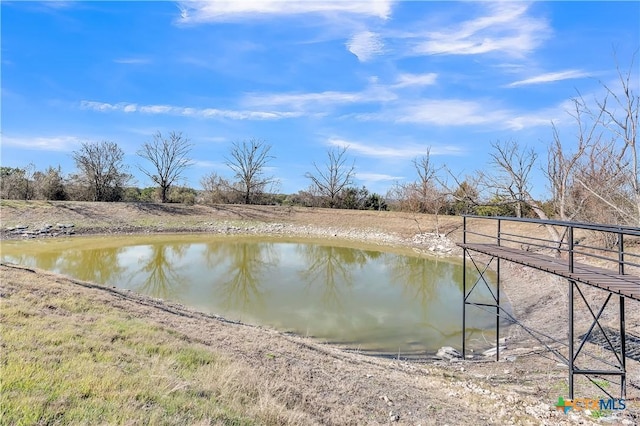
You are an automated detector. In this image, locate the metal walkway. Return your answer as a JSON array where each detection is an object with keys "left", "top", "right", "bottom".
[{"left": 459, "top": 216, "right": 640, "bottom": 399}]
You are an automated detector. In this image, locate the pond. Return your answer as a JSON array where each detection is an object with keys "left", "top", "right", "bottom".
[{"left": 1, "top": 234, "right": 501, "bottom": 356}]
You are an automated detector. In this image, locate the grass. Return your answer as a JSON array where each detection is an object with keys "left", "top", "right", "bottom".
[{"left": 0, "top": 283, "right": 304, "bottom": 425}]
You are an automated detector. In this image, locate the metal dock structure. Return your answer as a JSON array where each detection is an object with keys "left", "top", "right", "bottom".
[{"left": 459, "top": 215, "right": 640, "bottom": 399}]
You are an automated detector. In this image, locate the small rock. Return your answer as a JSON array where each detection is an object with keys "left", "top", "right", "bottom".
[
  {"left": 436, "top": 346, "right": 462, "bottom": 361},
  {"left": 389, "top": 411, "right": 400, "bottom": 422},
  {"left": 380, "top": 395, "right": 393, "bottom": 406}
]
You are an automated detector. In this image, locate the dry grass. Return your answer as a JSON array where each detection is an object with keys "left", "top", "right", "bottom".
[{"left": 0, "top": 272, "right": 310, "bottom": 425}]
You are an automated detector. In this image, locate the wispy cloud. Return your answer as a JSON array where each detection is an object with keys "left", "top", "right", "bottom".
[
  {"left": 177, "top": 0, "right": 393, "bottom": 24},
  {"left": 507, "top": 70, "right": 591, "bottom": 87},
  {"left": 394, "top": 100, "right": 509, "bottom": 126},
  {"left": 347, "top": 31, "right": 385, "bottom": 62},
  {"left": 393, "top": 73, "right": 438, "bottom": 88},
  {"left": 2, "top": 135, "right": 83, "bottom": 151},
  {"left": 410, "top": 3, "right": 550, "bottom": 57},
  {"left": 350, "top": 99, "right": 509, "bottom": 127},
  {"left": 356, "top": 172, "right": 404, "bottom": 182},
  {"left": 114, "top": 57, "right": 151, "bottom": 65},
  {"left": 349, "top": 98, "right": 559, "bottom": 131},
  {"left": 327, "top": 137, "right": 463, "bottom": 159},
  {"left": 193, "top": 160, "right": 226, "bottom": 169},
  {"left": 80, "top": 101, "right": 302, "bottom": 120},
  {"left": 242, "top": 86, "right": 396, "bottom": 110}
]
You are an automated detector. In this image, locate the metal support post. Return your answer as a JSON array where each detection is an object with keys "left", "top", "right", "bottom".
[
  {"left": 620, "top": 296, "right": 626, "bottom": 398},
  {"left": 569, "top": 280, "right": 575, "bottom": 400}
]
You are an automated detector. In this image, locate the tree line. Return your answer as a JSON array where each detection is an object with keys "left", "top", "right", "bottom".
[{"left": 1, "top": 56, "right": 637, "bottom": 226}]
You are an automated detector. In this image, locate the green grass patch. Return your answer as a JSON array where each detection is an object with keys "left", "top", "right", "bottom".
[{"left": 0, "top": 284, "right": 296, "bottom": 425}]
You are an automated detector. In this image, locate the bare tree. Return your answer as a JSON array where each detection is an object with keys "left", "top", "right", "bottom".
[
  {"left": 412, "top": 149, "right": 443, "bottom": 213},
  {"left": 547, "top": 53, "right": 639, "bottom": 226},
  {"left": 225, "top": 138, "right": 276, "bottom": 204},
  {"left": 481, "top": 140, "right": 537, "bottom": 218},
  {"left": 72, "top": 141, "right": 131, "bottom": 202},
  {"left": 34, "top": 166, "right": 67, "bottom": 200},
  {"left": 200, "top": 172, "right": 238, "bottom": 204},
  {"left": 138, "top": 131, "right": 193, "bottom": 203},
  {"left": 546, "top": 114, "right": 592, "bottom": 221},
  {"left": 576, "top": 53, "right": 639, "bottom": 225},
  {"left": 305, "top": 146, "right": 355, "bottom": 208}
]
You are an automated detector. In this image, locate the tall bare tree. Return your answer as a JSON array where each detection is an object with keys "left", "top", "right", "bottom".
[
  {"left": 225, "top": 138, "right": 276, "bottom": 204},
  {"left": 577, "top": 54, "right": 639, "bottom": 225},
  {"left": 481, "top": 140, "right": 538, "bottom": 218},
  {"left": 546, "top": 114, "right": 593, "bottom": 221},
  {"left": 547, "top": 53, "right": 639, "bottom": 226},
  {"left": 305, "top": 146, "right": 355, "bottom": 208},
  {"left": 72, "top": 141, "right": 130, "bottom": 202},
  {"left": 138, "top": 131, "right": 193, "bottom": 203}
]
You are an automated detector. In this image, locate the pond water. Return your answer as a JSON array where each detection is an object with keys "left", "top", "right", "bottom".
[{"left": 1, "top": 234, "right": 501, "bottom": 355}]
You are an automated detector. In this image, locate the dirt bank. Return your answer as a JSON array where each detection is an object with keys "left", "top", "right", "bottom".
[{"left": 2, "top": 201, "right": 639, "bottom": 424}]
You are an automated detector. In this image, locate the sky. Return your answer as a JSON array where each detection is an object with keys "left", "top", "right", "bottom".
[{"left": 1, "top": 0, "right": 639, "bottom": 198}]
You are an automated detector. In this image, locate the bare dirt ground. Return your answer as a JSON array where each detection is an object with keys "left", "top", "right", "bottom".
[{"left": 2, "top": 200, "right": 640, "bottom": 425}]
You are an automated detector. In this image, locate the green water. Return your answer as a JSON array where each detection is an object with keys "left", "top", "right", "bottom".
[{"left": 1, "top": 234, "right": 500, "bottom": 355}]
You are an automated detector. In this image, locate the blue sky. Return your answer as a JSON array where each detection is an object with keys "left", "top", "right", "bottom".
[{"left": 2, "top": 1, "right": 639, "bottom": 197}]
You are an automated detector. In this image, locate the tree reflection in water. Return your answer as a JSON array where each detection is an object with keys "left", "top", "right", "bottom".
[
  {"left": 387, "top": 254, "right": 455, "bottom": 306},
  {"left": 131, "top": 243, "right": 188, "bottom": 299},
  {"left": 59, "top": 247, "right": 126, "bottom": 285},
  {"left": 297, "top": 244, "right": 369, "bottom": 308},
  {"left": 205, "top": 241, "right": 277, "bottom": 311}
]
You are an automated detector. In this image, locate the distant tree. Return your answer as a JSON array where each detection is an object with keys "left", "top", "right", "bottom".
[
  {"left": 225, "top": 138, "right": 276, "bottom": 204},
  {"left": 200, "top": 172, "right": 235, "bottom": 204},
  {"left": 0, "top": 167, "right": 28, "bottom": 199},
  {"left": 480, "top": 140, "right": 537, "bottom": 218},
  {"left": 138, "top": 131, "right": 194, "bottom": 203},
  {"left": 305, "top": 146, "right": 356, "bottom": 208},
  {"left": 449, "top": 181, "right": 478, "bottom": 215},
  {"left": 412, "top": 151, "right": 440, "bottom": 213},
  {"left": 123, "top": 187, "right": 142, "bottom": 202},
  {"left": 72, "top": 141, "right": 131, "bottom": 201},
  {"left": 33, "top": 166, "right": 66, "bottom": 200},
  {"left": 339, "top": 186, "right": 368, "bottom": 209},
  {"left": 168, "top": 186, "right": 197, "bottom": 205},
  {"left": 363, "top": 192, "right": 388, "bottom": 211}
]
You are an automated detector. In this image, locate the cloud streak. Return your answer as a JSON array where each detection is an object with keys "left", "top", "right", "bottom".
[
  {"left": 327, "top": 138, "right": 463, "bottom": 159},
  {"left": 507, "top": 70, "right": 591, "bottom": 87},
  {"left": 80, "top": 101, "right": 302, "bottom": 120},
  {"left": 2, "top": 135, "right": 83, "bottom": 151},
  {"left": 393, "top": 73, "right": 438, "bottom": 88},
  {"left": 177, "top": 0, "right": 393, "bottom": 23},
  {"left": 356, "top": 172, "right": 405, "bottom": 182},
  {"left": 113, "top": 57, "right": 151, "bottom": 65},
  {"left": 408, "top": 2, "right": 550, "bottom": 57},
  {"left": 243, "top": 87, "right": 396, "bottom": 110}
]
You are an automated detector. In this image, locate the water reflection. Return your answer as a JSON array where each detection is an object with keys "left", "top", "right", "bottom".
[
  {"left": 0, "top": 235, "right": 500, "bottom": 354},
  {"left": 128, "top": 244, "right": 188, "bottom": 299},
  {"left": 204, "top": 241, "right": 277, "bottom": 310},
  {"left": 388, "top": 254, "right": 443, "bottom": 305},
  {"left": 297, "top": 245, "right": 358, "bottom": 308}
]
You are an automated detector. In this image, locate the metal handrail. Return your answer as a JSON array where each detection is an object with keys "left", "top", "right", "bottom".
[
  {"left": 462, "top": 215, "right": 640, "bottom": 274},
  {"left": 462, "top": 215, "right": 640, "bottom": 236}
]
